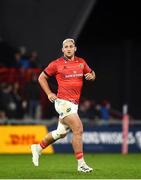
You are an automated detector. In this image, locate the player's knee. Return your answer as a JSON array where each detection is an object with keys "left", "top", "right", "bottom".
[
  {"left": 51, "top": 130, "right": 61, "bottom": 140},
  {"left": 51, "top": 130, "right": 67, "bottom": 140},
  {"left": 51, "top": 121, "right": 70, "bottom": 140},
  {"left": 73, "top": 127, "right": 83, "bottom": 136}
]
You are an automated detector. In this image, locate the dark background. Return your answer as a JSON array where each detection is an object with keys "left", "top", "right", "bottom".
[
  {"left": 0, "top": 0, "right": 141, "bottom": 118},
  {"left": 77, "top": 0, "right": 141, "bottom": 118}
]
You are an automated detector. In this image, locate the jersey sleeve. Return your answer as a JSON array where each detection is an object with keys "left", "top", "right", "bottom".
[
  {"left": 44, "top": 61, "right": 57, "bottom": 77},
  {"left": 83, "top": 59, "right": 92, "bottom": 74}
]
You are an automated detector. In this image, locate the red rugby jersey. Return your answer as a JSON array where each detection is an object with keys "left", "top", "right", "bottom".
[{"left": 44, "top": 56, "right": 92, "bottom": 104}]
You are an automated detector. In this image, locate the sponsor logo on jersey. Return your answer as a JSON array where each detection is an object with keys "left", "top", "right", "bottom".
[{"left": 65, "top": 73, "right": 83, "bottom": 78}]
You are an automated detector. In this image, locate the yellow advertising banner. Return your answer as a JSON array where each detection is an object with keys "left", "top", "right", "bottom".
[{"left": 0, "top": 125, "right": 54, "bottom": 154}]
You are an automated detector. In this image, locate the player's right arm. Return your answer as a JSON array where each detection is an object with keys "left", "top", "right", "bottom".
[{"left": 38, "top": 72, "right": 57, "bottom": 103}]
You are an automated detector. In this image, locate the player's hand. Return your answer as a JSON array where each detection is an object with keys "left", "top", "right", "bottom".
[
  {"left": 47, "top": 93, "right": 57, "bottom": 103},
  {"left": 84, "top": 72, "right": 96, "bottom": 81}
]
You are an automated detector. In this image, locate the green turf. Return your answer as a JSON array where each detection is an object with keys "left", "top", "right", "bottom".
[{"left": 0, "top": 153, "right": 141, "bottom": 179}]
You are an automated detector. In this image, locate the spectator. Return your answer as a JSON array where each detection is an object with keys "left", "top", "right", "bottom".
[
  {"left": 16, "top": 46, "right": 30, "bottom": 69},
  {"left": 25, "top": 73, "right": 41, "bottom": 119},
  {"left": 20, "top": 54, "right": 30, "bottom": 69},
  {"left": 0, "top": 83, "right": 16, "bottom": 119},
  {"left": 13, "top": 52, "right": 22, "bottom": 68},
  {"left": 13, "top": 50, "right": 30, "bottom": 69},
  {"left": 96, "top": 99, "right": 110, "bottom": 125},
  {"left": 11, "top": 82, "right": 27, "bottom": 119},
  {"left": 29, "top": 51, "right": 40, "bottom": 68},
  {"left": 79, "top": 98, "right": 92, "bottom": 119}
]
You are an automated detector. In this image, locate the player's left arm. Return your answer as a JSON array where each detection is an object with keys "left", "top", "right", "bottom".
[{"left": 84, "top": 70, "right": 96, "bottom": 81}]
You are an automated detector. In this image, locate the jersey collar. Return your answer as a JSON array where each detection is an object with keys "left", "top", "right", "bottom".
[{"left": 62, "top": 56, "right": 76, "bottom": 61}]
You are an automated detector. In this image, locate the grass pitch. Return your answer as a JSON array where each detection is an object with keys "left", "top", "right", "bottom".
[{"left": 0, "top": 153, "right": 141, "bottom": 179}]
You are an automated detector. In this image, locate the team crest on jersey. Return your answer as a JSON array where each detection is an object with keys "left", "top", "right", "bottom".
[
  {"left": 66, "top": 108, "right": 71, "bottom": 112},
  {"left": 79, "top": 64, "right": 83, "bottom": 68}
]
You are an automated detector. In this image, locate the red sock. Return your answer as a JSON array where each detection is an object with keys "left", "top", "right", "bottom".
[
  {"left": 40, "top": 140, "right": 47, "bottom": 149},
  {"left": 75, "top": 152, "right": 84, "bottom": 160}
]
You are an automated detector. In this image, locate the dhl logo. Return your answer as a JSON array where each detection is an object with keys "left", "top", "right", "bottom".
[
  {"left": 6, "top": 134, "right": 40, "bottom": 145},
  {"left": 0, "top": 126, "right": 54, "bottom": 153}
]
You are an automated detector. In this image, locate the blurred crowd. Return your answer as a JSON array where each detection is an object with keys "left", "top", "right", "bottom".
[
  {"left": 0, "top": 74, "right": 41, "bottom": 120},
  {"left": 0, "top": 40, "right": 43, "bottom": 120},
  {"left": 0, "top": 76, "right": 122, "bottom": 121},
  {"left": 0, "top": 39, "right": 40, "bottom": 69},
  {"left": 78, "top": 98, "right": 122, "bottom": 123}
]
